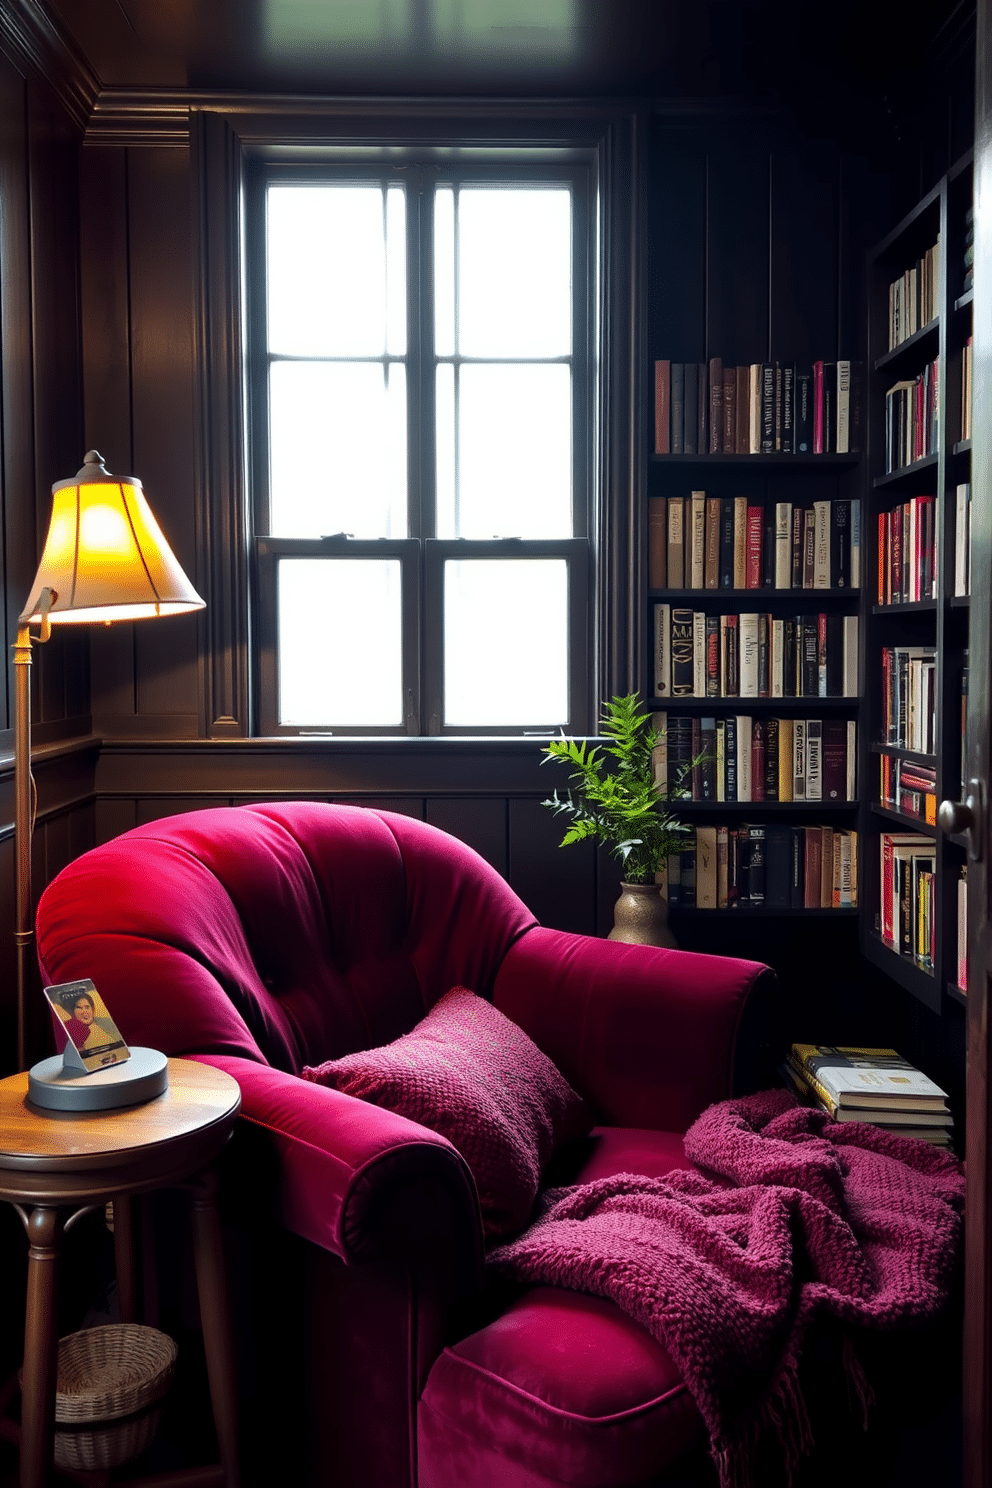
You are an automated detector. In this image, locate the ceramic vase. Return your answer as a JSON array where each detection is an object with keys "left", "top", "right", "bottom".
[{"left": 608, "top": 882, "right": 677, "bottom": 948}]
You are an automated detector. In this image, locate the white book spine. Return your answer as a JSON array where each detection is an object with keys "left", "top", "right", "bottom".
[
  {"left": 654, "top": 603, "right": 671, "bottom": 697},
  {"left": 793, "top": 718, "right": 806, "bottom": 801},
  {"left": 846, "top": 719, "right": 857, "bottom": 802},
  {"left": 774, "top": 503, "right": 792, "bottom": 588},
  {"left": 690, "top": 492, "right": 706, "bottom": 590},
  {"left": 813, "top": 500, "right": 831, "bottom": 588},
  {"left": 749, "top": 364, "right": 762, "bottom": 454},
  {"left": 739, "top": 613, "right": 760, "bottom": 698},
  {"left": 719, "top": 614, "right": 729, "bottom": 696},
  {"left": 737, "top": 715, "right": 752, "bottom": 802},
  {"left": 772, "top": 619, "right": 784, "bottom": 698},
  {"left": 843, "top": 614, "right": 858, "bottom": 696},
  {"left": 836, "top": 360, "right": 851, "bottom": 454},
  {"left": 955, "top": 483, "right": 970, "bottom": 597},
  {"left": 716, "top": 718, "right": 726, "bottom": 803},
  {"left": 850, "top": 499, "right": 861, "bottom": 589},
  {"left": 805, "top": 719, "right": 822, "bottom": 801},
  {"left": 693, "top": 611, "right": 706, "bottom": 697}
]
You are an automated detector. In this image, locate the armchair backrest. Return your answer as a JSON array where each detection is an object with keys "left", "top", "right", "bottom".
[{"left": 35, "top": 802, "right": 538, "bottom": 1073}]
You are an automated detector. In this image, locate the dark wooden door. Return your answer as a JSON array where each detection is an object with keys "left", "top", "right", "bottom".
[{"left": 956, "top": 5, "right": 992, "bottom": 1480}]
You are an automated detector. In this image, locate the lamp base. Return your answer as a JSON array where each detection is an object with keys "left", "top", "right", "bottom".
[{"left": 27, "top": 1048, "right": 169, "bottom": 1112}]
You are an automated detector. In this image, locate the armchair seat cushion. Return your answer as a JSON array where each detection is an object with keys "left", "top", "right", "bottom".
[{"left": 419, "top": 1125, "right": 705, "bottom": 1488}]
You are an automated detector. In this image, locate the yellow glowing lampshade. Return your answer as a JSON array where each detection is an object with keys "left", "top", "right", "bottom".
[{"left": 19, "top": 450, "right": 204, "bottom": 625}]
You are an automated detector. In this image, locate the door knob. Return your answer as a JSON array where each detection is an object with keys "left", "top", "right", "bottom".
[{"left": 939, "top": 779, "right": 984, "bottom": 862}]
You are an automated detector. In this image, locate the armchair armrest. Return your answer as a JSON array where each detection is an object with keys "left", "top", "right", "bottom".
[
  {"left": 493, "top": 928, "right": 778, "bottom": 1133},
  {"left": 192, "top": 1054, "right": 484, "bottom": 1280}
]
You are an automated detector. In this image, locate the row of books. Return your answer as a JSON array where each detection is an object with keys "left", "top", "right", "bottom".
[
  {"left": 879, "top": 830, "right": 937, "bottom": 970},
  {"left": 663, "top": 824, "right": 857, "bottom": 910},
  {"left": 648, "top": 494, "right": 861, "bottom": 593},
  {"left": 876, "top": 495, "right": 938, "bottom": 604},
  {"left": 964, "top": 206, "right": 974, "bottom": 295},
  {"left": 955, "top": 483, "right": 971, "bottom": 596},
  {"left": 653, "top": 607, "right": 859, "bottom": 701},
  {"left": 653, "top": 358, "right": 860, "bottom": 456},
  {"left": 879, "top": 755, "right": 936, "bottom": 825},
  {"left": 783, "top": 1043, "right": 951, "bottom": 1147},
  {"left": 884, "top": 358, "right": 939, "bottom": 472},
  {"left": 961, "top": 336, "right": 972, "bottom": 441},
  {"left": 887, "top": 239, "right": 940, "bottom": 351},
  {"left": 651, "top": 712, "right": 856, "bottom": 804},
  {"left": 881, "top": 646, "right": 936, "bottom": 755}
]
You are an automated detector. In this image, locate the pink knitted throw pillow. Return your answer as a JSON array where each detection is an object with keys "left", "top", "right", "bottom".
[{"left": 302, "top": 987, "right": 592, "bottom": 1239}]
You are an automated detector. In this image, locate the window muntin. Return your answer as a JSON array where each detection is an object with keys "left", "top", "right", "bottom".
[{"left": 252, "top": 163, "right": 591, "bottom": 736}]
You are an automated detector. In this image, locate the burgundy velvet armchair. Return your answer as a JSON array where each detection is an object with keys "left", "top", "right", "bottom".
[{"left": 34, "top": 802, "right": 777, "bottom": 1488}]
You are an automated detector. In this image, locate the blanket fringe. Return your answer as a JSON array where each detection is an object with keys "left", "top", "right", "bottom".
[
  {"left": 841, "top": 1333, "right": 874, "bottom": 1431},
  {"left": 711, "top": 1364, "right": 813, "bottom": 1488}
]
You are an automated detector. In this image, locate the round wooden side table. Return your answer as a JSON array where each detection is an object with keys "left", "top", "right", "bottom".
[{"left": 0, "top": 1057, "right": 241, "bottom": 1488}]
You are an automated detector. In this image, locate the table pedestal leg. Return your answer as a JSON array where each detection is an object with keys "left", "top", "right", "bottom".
[
  {"left": 113, "top": 1195, "right": 140, "bottom": 1324},
  {"left": 20, "top": 1207, "right": 61, "bottom": 1488},
  {"left": 187, "top": 1169, "right": 240, "bottom": 1488}
]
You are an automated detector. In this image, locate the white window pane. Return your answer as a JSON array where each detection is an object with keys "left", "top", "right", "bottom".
[
  {"left": 385, "top": 186, "right": 407, "bottom": 356},
  {"left": 278, "top": 559, "right": 403, "bottom": 727},
  {"left": 438, "top": 363, "right": 571, "bottom": 539},
  {"left": 456, "top": 189, "right": 571, "bottom": 358},
  {"left": 444, "top": 559, "right": 568, "bottom": 726},
  {"left": 270, "top": 361, "right": 407, "bottom": 538},
  {"left": 434, "top": 187, "right": 455, "bottom": 358},
  {"left": 435, "top": 364, "right": 456, "bottom": 537},
  {"left": 267, "top": 185, "right": 406, "bottom": 357}
]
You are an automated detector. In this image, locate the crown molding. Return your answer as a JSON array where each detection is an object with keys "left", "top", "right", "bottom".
[
  {"left": 0, "top": 0, "right": 98, "bottom": 133},
  {"left": 86, "top": 90, "right": 192, "bottom": 146}
]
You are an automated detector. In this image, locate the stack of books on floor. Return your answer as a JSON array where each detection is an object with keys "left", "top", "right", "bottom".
[{"left": 782, "top": 1043, "right": 953, "bottom": 1147}]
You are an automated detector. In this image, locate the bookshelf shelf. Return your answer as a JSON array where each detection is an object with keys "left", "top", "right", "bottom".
[
  {"left": 947, "top": 982, "right": 968, "bottom": 1006},
  {"left": 864, "top": 933, "right": 941, "bottom": 1013},
  {"left": 649, "top": 453, "right": 860, "bottom": 467},
  {"left": 873, "top": 318, "right": 940, "bottom": 373},
  {"left": 954, "top": 290, "right": 974, "bottom": 314},
  {"left": 648, "top": 588, "right": 859, "bottom": 604},
  {"left": 671, "top": 906, "right": 859, "bottom": 918},
  {"left": 650, "top": 696, "right": 858, "bottom": 711},
  {"left": 870, "top": 600, "right": 938, "bottom": 616},
  {"left": 871, "top": 744, "right": 937, "bottom": 766},
  {"left": 949, "top": 595, "right": 970, "bottom": 609},
  {"left": 872, "top": 453, "right": 940, "bottom": 489},
  {"left": 667, "top": 799, "right": 857, "bottom": 814},
  {"left": 871, "top": 803, "right": 936, "bottom": 832},
  {"left": 952, "top": 438, "right": 972, "bottom": 458}
]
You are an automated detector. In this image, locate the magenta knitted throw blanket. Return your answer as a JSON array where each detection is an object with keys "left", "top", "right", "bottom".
[{"left": 488, "top": 1090, "right": 964, "bottom": 1488}]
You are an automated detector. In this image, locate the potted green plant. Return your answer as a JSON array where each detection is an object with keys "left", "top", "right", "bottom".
[{"left": 541, "top": 693, "right": 692, "bottom": 946}]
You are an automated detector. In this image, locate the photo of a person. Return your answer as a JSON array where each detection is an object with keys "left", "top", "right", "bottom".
[
  {"left": 45, "top": 980, "right": 129, "bottom": 1072},
  {"left": 58, "top": 988, "right": 118, "bottom": 1051}
]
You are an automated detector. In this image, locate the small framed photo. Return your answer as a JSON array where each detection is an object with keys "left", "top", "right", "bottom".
[{"left": 45, "top": 979, "right": 130, "bottom": 1073}]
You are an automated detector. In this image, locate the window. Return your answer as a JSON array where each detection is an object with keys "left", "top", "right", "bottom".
[{"left": 250, "top": 161, "right": 593, "bottom": 735}]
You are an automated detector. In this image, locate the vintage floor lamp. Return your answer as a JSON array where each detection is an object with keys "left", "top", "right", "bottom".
[{"left": 14, "top": 450, "right": 205, "bottom": 1072}]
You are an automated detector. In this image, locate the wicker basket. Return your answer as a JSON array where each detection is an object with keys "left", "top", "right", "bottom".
[{"left": 42, "top": 1325, "right": 177, "bottom": 1471}]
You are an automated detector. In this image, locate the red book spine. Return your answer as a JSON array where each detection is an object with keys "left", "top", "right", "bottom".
[
  {"left": 750, "top": 720, "right": 766, "bottom": 803},
  {"left": 881, "top": 837, "right": 893, "bottom": 943},
  {"left": 877, "top": 511, "right": 886, "bottom": 604},
  {"left": 813, "top": 360, "right": 825, "bottom": 454},
  {"left": 654, "top": 360, "right": 670, "bottom": 455},
  {"left": 745, "top": 506, "right": 763, "bottom": 588},
  {"left": 891, "top": 505, "right": 902, "bottom": 602},
  {"left": 915, "top": 376, "right": 924, "bottom": 461}
]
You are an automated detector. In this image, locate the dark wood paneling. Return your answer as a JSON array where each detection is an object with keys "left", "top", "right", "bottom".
[
  {"left": 426, "top": 797, "right": 507, "bottom": 877},
  {"left": 706, "top": 141, "right": 770, "bottom": 364},
  {"left": 0, "top": 52, "right": 36, "bottom": 734},
  {"left": 509, "top": 796, "right": 596, "bottom": 935},
  {"left": 647, "top": 124, "right": 706, "bottom": 362},
  {"left": 126, "top": 144, "right": 200, "bottom": 722},
  {"left": 95, "top": 796, "right": 139, "bottom": 844},
  {"left": 769, "top": 147, "right": 839, "bottom": 363}
]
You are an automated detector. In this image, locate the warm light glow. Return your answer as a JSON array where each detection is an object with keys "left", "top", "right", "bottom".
[{"left": 20, "top": 455, "right": 204, "bottom": 625}]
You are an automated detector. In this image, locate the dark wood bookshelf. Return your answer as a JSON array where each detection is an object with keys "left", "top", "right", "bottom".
[
  {"left": 871, "top": 743, "right": 937, "bottom": 766},
  {"left": 949, "top": 595, "right": 971, "bottom": 608},
  {"left": 947, "top": 982, "right": 968, "bottom": 1007},
  {"left": 666, "top": 799, "right": 857, "bottom": 814},
  {"left": 870, "top": 599, "right": 938, "bottom": 615},
  {"left": 670, "top": 905, "right": 859, "bottom": 918},
  {"left": 954, "top": 289, "right": 975, "bottom": 314},
  {"left": 649, "top": 588, "right": 859, "bottom": 603},
  {"left": 952, "top": 438, "right": 972, "bottom": 457}
]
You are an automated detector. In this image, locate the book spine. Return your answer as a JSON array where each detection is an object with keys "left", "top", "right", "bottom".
[
  {"left": 671, "top": 363, "right": 685, "bottom": 454},
  {"left": 690, "top": 491, "right": 706, "bottom": 590},
  {"left": 733, "top": 498, "right": 748, "bottom": 590},
  {"left": 735, "top": 365, "right": 750, "bottom": 455},
  {"left": 831, "top": 500, "right": 850, "bottom": 589},
  {"left": 648, "top": 497, "right": 667, "bottom": 589},
  {"left": 704, "top": 495, "right": 721, "bottom": 589},
  {"left": 668, "top": 497, "right": 685, "bottom": 589},
  {"left": 653, "top": 603, "right": 671, "bottom": 698},
  {"left": 723, "top": 366, "right": 737, "bottom": 453},
  {"left": 806, "top": 718, "right": 823, "bottom": 801},
  {"left": 812, "top": 360, "right": 825, "bottom": 454},
  {"left": 725, "top": 714, "right": 738, "bottom": 801},
  {"left": 746, "top": 506, "right": 764, "bottom": 588},
  {"left": 793, "top": 717, "right": 806, "bottom": 800},
  {"left": 836, "top": 359, "right": 851, "bottom": 454},
  {"left": 654, "top": 360, "right": 671, "bottom": 455},
  {"left": 670, "top": 608, "right": 694, "bottom": 696},
  {"left": 692, "top": 611, "right": 707, "bottom": 698},
  {"left": 719, "top": 499, "right": 735, "bottom": 588},
  {"left": 760, "top": 363, "right": 775, "bottom": 453},
  {"left": 683, "top": 363, "right": 698, "bottom": 454},
  {"left": 740, "top": 613, "right": 760, "bottom": 698},
  {"left": 697, "top": 362, "right": 709, "bottom": 453},
  {"left": 781, "top": 363, "right": 795, "bottom": 453},
  {"left": 774, "top": 503, "right": 792, "bottom": 588},
  {"left": 708, "top": 358, "right": 723, "bottom": 455},
  {"left": 706, "top": 614, "right": 720, "bottom": 697},
  {"left": 813, "top": 500, "right": 831, "bottom": 588},
  {"left": 795, "top": 369, "right": 813, "bottom": 452},
  {"left": 765, "top": 716, "right": 780, "bottom": 800}
]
